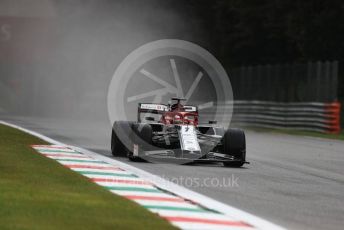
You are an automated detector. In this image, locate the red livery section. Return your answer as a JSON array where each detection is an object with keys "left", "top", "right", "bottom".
[
  {"left": 163, "top": 216, "right": 253, "bottom": 227},
  {"left": 64, "top": 164, "right": 121, "bottom": 171},
  {"left": 125, "top": 195, "right": 186, "bottom": 203},
  {"left": 91, "top": 178, "right": 153, "bottom": 185},
  {"left": 42, "top": 153, "right": 91, "bottom": 159}
]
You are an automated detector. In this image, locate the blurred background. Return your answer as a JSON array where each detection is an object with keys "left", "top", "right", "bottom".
[{"left": 0, "top": 0, "right": 343, "bottom": 133}]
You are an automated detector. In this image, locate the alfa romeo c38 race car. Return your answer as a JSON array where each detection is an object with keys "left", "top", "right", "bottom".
[{"left": 111, "top": 98, "right": 248, "bottom": 167}]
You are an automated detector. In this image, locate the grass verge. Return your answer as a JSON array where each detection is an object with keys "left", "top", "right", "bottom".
[
  {"left": 247, "top": 127, "right": 344, "bottom": 141},
  {"left": 0, "top": 124, "right": 176, "bottom": 230}
]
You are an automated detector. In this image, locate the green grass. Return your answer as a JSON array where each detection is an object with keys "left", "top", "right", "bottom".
[
  {"left": 0, "top": 124, "right": 177, "bottom": 230},
  {"left": 248, "top": 126, "right": 344, "bottom": 141}
]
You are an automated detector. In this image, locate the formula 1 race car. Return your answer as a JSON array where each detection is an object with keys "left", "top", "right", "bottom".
[{"left": 111, "top": 98, "right": 248, "bottom": 167}]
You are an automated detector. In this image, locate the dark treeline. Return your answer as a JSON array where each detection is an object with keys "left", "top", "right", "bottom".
[
  {"left": 183, "top": 0, "right": 344, "bottom": 66},
  {"left": 179, "top": 0, "right": 344, "bottom": 103}
]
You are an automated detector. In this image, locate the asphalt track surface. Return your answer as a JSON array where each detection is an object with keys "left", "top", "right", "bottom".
[{"left": 2, "top": 116, "right": 344, "bottom": 230}]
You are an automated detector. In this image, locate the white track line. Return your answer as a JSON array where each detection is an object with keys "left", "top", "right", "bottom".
[{"left": 0, "top": 120, "right": 286, "bottom": 230}]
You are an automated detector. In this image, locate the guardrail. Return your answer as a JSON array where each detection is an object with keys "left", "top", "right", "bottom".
[{"left": 229, "top": 101, "right": 341, "bottom": 133}]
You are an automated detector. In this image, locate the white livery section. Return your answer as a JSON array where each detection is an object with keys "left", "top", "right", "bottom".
[{"left": 179, "top": 125, "right": 201, "bottom": 152}]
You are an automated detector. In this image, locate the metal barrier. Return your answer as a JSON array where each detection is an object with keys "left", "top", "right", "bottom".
[{"left": 229, "top": 101, "right": 341, "bottom": 133}]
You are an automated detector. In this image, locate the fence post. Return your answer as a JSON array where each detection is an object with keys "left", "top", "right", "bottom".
[
  {"left": 240, "top": 66, "right": 246, "bottom": 100},
  {"left": 266, "top": 64, "right": 272, "bottom": 101},
  {"left": 306, "top": 61, "right": 312, "bottom": 101},
  {"left": 247, "top": 65, "right": 253, "bottom": 100},
  {"left": 285, "top": 63, "right": 291, "bottom": 102},
  {"left": 324, "top": 61, "right": 331, "bottom": 101},
  {"left": 256, "top": 65, "right": 262, "bottom": 100},
  {"left": 332, "top": 61, "right": 339, "bottom": 100},
  {"left": 275, "top": 64, "right": 282, "bottom": 101},
  {"left": 315, "top": 61, "right": 322, "bottom": 101}
]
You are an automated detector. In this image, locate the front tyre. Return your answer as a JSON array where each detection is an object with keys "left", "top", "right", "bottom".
[
  {"left": 223, "top": 128, "right": 246, "bottom": 167},
  {"left": 129, "top": 123, "right": 152, "bottom": 161},
  {"left": 111, "top": 121, "right": 133, "bottom": 157}
]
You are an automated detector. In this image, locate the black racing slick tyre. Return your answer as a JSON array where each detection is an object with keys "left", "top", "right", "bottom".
[
  {"left": 111, "top": 121, "right": 133, "bottom": 157},
  {"left": 223, "top": 128, "right": 246, "bottom": 167},
  {"left": 129, "top": 123, "right": 152, "bottom": 162}
]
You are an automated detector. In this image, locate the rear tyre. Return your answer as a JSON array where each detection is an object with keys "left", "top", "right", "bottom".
[
  {"left": 111, "top": 121, "right": 133, "bottom": 157},
  {"left": 223, "top": 128, "right": 246, "bottom": 167},
  {"left": 129, "top": 123, "right": 152, "bottom": 161}
]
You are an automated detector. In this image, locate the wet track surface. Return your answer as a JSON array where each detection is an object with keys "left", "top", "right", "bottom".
[{"left": 2, "top": 116, "right": 344, "bottom": 230}]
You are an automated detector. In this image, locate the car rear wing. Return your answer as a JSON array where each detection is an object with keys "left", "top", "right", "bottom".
[
  {"left": 184, "top": 105, "right": 198, "bottom": 112},
  {"left": 138, "top": 103, "right": 168, "bottom": 122},
  {"left": 138, "top": 103, "right": 197, "bottom": 113},
  {"left": 137, "top": 103, "right": 198, "bottom": 122},
  {"left": 138, "top": 103, "right": 168, "bottom": 113}
]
